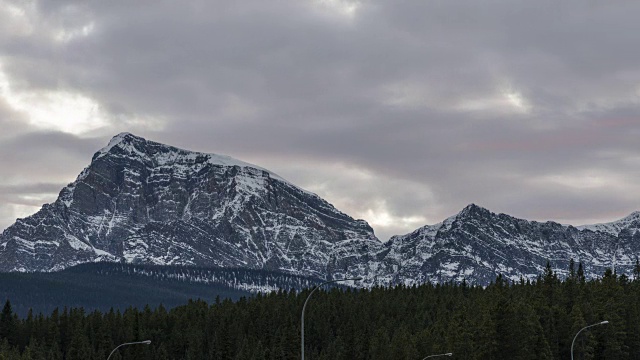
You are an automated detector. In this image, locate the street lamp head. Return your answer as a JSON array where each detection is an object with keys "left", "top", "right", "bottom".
[
  {"left": 422, "top": 353, "right": 453, "bottom": 359},
  {"left": 572, "top": 321, "right": 611, "bottom": 360},
  {"left": 107, "top": 340, "right": 152, "bottom": 360}
]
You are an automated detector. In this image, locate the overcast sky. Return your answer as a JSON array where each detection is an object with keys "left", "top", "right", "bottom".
[{"left": 1, "top": 0, "right": 640, "bottom": 241}]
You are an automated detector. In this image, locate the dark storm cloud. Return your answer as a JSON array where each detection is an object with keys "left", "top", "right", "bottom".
[{"left": 2, "top": 0, "right": 640, "bottom": 239}]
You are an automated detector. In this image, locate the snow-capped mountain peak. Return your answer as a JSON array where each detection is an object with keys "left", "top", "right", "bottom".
[
  {"left": 0, "top": 133, "right": 381, "bottom": 281},
  {"left": 382, "top": 205, "right": 640, "bottom": 285},
  {"left": 94, "top": 132, "right": 285, "bottom": 180}
]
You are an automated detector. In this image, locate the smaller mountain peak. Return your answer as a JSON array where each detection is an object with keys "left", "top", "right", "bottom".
[
  {"left": 625, "top": 211, "right": 640, "bottom": 219},
  {"left": 602, "top": 210, "right": 640, "bottom": 225},
  {"left": 577, "top": 210, "right": 640, "bottom": 235}
]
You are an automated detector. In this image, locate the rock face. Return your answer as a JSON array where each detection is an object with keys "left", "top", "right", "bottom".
[
  {"left": 383, "top": 204, "right": 640, "bottom": 285},
  {"left": 0, "top": 133, "right": 384, "bottom": 282},
  {"left": 1, "top": 133, "right": 639, "bottom": 286}
]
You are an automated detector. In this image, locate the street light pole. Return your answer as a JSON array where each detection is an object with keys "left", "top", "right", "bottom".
[
  {"left": 422, "top": 352, "right": 453, "bottom": 359},
  {"left": 107, "top": 340, "right": 152, "bottom": 360},
  {"left": 571, "top": 321, "right": 608, "bottom": 360},
  {"left": 301, "top": 277, "right": 362, "bottom": 360}
]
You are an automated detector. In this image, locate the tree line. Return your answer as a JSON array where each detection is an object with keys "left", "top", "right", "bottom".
[
  {"left": 0, "top": 263, "right": 328, "bottom": 317},
  {"left": 1, "top": 260, "right": 640, "bottom": 359}
]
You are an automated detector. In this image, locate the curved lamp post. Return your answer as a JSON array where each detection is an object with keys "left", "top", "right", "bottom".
[
  {"left": 422, "top": 352, "right": 453, "bottom": 359},
  {"left": 571, "top": 321, "right": 608, "bottom": 360},
  {"left": 301, "top": 277, "right": 362, "bottom": 360},
  {"left": 107, "top": 340, "right": 151, "bottom": 360}
]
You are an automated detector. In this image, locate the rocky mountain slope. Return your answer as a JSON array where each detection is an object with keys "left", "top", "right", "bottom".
[
  {"left": 0, "top": 133, "right": 384, "bottom": 285},
  {"left": 1, "top": 133, "right": 639, "bottom": 286},
  {"left": 383, "top": 204, "right": 640, "bottom": 285}
]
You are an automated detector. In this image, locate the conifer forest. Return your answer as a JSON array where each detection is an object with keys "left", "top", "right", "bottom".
[{"left": 1, "top": 262, "right": 640, "bottom": 359}]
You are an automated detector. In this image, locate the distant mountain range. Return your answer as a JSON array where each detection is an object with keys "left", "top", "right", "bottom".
[
  {"left": 384, "top": 204, "right": 640, "bottom": 284},
  {"left": 1, "top": 133, "right": 638, "bottom": 286}
]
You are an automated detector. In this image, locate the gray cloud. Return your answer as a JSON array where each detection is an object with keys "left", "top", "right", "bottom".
[
  {"left": 0, "top": 129, "right": 101, "bottom": 229},
  {"left": 0, "top": 183, "right": 65, "bottom": 207},
  {"left": 0, "top": 95, "right": 31, "bottom": 138},
  {"left": 0, "top": 131, "right": 101, "bottom": 182},
  {"left": 1, "top": 0, "right": 640, "bottom": 240}
]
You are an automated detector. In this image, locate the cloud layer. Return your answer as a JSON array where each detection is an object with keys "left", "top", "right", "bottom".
[{"left": 1, "top": 0, "right": 640, "bottom": 240}]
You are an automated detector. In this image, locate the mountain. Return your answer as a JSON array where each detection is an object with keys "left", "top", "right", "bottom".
[
  {"left": 383, "top": 204, "right": 640, "bottom": 285},
  {"left": 0, "top": 133, "right": 384, "bottom": 284},
  {"left": 577, "top": 211, "right": 640, "bottom": 236},
  {"left": 1, "top": 133, "right": 639, "bottom": 287}
]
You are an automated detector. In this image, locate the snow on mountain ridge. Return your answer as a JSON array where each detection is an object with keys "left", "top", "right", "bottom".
[
  {"left": 577, "top": 211, "right": 640, "bottom": 236},
  {"left": 93, "top": 132, "right": 284, "bottom": 179},
  {"left": 383, "top": 204, "right": 640, "bottom": 285},
  {"left": 1, "top": 133, "right": 639, "bottom": 287},
  {"left": 0, "top": 133, "right": 382, "bottom": 282}
]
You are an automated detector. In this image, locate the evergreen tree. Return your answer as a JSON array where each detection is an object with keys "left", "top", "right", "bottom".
[
  {"left": 0, "top": 301, "right": 17, "bottom": 347},
  {"left": 577, "top": 262, "right": 586, "bottom": 284},
  {"left": 65, "top": 321, "right": 92, "bottom": 360},
  {"left": 3, "top": 265, "right": 640, "bottom": 359},
  {"left": 368, "top": 327, "right": 392, "bottom": 360},
  {"left": 0, "top": 338, "right": 20, "bottom": 360},
  {"left": 569, "top": 305, "right": 594, "bottom": 360},
  {"left": 390, "top": 326, "right": 417, "bottom": 360},
  {"left": 569, "top": 258, "right": 576, "bottom": 280}
]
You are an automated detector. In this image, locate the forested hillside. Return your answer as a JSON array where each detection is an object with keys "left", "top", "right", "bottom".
[
  {"left": 0, "top": 263, "right": 326, "bottom": 317},
  {"left": 1, "top": 262, "right": 640, "bottom": 359}
]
